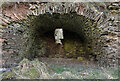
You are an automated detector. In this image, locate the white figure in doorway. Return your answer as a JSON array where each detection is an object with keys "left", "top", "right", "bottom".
[{"left": 54, "top": 28, "right": 64, "bottom": 45}]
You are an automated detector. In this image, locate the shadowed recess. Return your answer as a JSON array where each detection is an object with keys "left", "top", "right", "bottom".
[{"left": 23, "top": 13, "right": 101, "bottom": 61}]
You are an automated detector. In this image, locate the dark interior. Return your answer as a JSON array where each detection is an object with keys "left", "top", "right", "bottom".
[{"left": 25, "top": 13, "right": 99, "bottom": 61}]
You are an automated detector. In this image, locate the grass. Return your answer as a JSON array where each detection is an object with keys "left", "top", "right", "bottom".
[
  {"left": 1, "top": 58, "right": 119, "bottom": 79},
  {"left": 49, "top": 65, "right": 119, "bottom": 79}
]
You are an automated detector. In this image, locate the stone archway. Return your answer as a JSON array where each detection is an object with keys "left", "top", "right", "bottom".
[
  {"left": 22, "top": 13, "right": 102, "bottom": 62},
  {"left": 1, "top": 2, "right": 118, "bottom": 68}
]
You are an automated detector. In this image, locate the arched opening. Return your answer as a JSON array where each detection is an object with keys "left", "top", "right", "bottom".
[{"left": 23, "top": 13, "right": 101, "bottom": 62}]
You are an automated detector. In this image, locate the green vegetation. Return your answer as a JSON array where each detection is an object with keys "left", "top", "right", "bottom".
[
  {"left": 1, "top": 59, "right": 118, "bottom": 79},
  {"left": 49, "top": 64, "right": 118, "bottom": 79}
]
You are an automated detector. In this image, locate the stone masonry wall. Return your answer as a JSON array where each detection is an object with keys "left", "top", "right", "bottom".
[{"left": 0, "top": 2, "right": 119, "bottom": 67}]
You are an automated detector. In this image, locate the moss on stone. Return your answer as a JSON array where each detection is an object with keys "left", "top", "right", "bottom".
[{"left": 3, "top": 58, "right": 51, "bottom": 79}]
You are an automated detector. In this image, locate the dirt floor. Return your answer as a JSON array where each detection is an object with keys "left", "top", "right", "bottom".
[{"left": 39, "top": 57, "right": 96, "bottom": 68}]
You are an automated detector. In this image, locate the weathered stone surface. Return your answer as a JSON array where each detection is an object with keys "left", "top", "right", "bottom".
[
  {"left": 0, "top": 2, "right": 119, "bottom": 67},
  {"left": 2, "top": 59, "right": 51, "bottom": 79}
]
